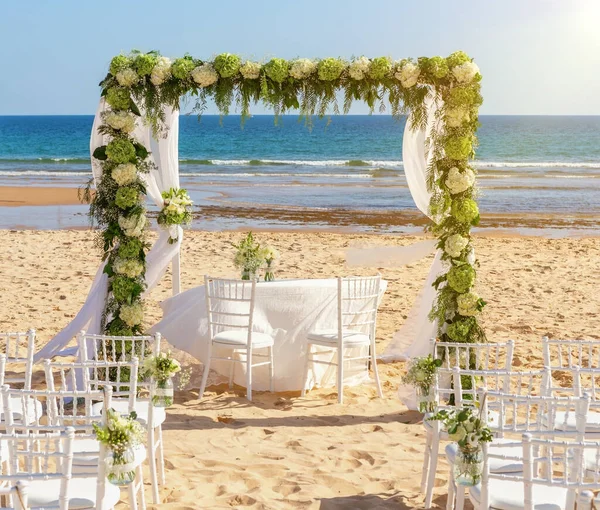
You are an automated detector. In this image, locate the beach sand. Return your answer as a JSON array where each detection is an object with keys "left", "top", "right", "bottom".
[{"left": 1, "top": 228, "right": 599, "bottom": 509}]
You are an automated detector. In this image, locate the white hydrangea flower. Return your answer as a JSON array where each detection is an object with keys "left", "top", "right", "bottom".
[
  {"left": 240, "top": 61, "right": 261, "bottom": 79},
  {"left": 444, "top": 234, "right": 469, "bottom": 258},
  {"left": 445, "top": 107, "right": 470, "bottom": 127},
  {"left": 289, "top": 58, "right": 317, "bottom": 79},
  {"left": 118, "top": 213, "right": 147, "bottom": 238},
  {"left": 457, "top": 292, "right": 481, "bottom": 317},
  {"left": 113, "top": 257, "right": 144, "bottom": 278},
  {"left": 395, "top": 62, "right": 420, "bottom": 88},
  {"left": 191, "top": 64, "right": 219, "bottom": 87},
  {"left": 348, "top": 56, "right": 371, "bottom": 80},
  {"left": 111, "top": 163, "right": 138, "bottom": 186},
  {"left": 150, "top": 57, "right": 172, "bottom": 86},
  {"left": 445, "top": 167, "right": 476, "bottom": 195},
  {"left": 119, "top": 302, "right": 144, "bottom": 327},
  {"left": 452, "top": 61, "right": 480, "bottom": 83},
  {"left": 116, "top": 68, "right": 139, "bottom": 87},
  {"left": 104, "top": 111, "right": 135, "bottom": 133}
]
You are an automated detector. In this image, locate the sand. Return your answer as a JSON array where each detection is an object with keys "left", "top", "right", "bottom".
[
  {"left": 0, "top": 187, "right": 82, "bottom": 207},
  {"left": 1, "top": 228, "right": 599, "bottom": 509}
]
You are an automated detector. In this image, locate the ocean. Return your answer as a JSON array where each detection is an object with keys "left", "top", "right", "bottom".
[{"left": 0, "top": 115, "right": 599, "bottom": 232}]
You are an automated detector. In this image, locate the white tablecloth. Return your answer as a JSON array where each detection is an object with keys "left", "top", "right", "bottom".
[{"left": 149, "top": 278, "right": 387, "bottom": 392}]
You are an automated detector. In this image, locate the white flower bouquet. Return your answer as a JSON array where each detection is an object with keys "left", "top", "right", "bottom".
[
  {"left": 143, "top": 351, "right": 181, "bottom": 407},
  {"left": 157, "top": 188, "right": 193, "bottom": 244},
  {"left": 93, "top": 408, "right": 145, "bottom": 485},
  {"left": 232, "top": 232, "right": 265, "bottom": 280},
  {"left": 401, "top": 355, "right": 442, "bottom": 413}
]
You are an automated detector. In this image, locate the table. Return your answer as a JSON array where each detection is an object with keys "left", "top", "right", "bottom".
[{"left": 149, "top": 278, "right": 387, "bottom": 392}]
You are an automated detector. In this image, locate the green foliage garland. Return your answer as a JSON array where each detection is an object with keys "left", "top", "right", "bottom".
[{"left": 89, "top": 50, "right": 483, "bottom": 345}]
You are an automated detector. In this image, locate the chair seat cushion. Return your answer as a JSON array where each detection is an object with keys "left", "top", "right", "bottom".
[
  {"left": 446, "top": 439, "right": 523, "bottom": 474},
  {"left": 91, "top": 398, "right": 165, "bottom": 428},
  {"left": 307, "top": 329, "right": 370, "bottom": 346},
  {"left": 549, "top": 410, "right": 600, "bottom": 432},
  {"left": 469, "top": 478, "right": 568, "bottom": 510},
  {"left": 26, "top": 476, "right": 120, "bottom": 509},
  {"left": 213, "top": 330, "right": 274, "bottom": 348},
  {"left": 3, "top": 395, "right": 44, "bottom": 423}
]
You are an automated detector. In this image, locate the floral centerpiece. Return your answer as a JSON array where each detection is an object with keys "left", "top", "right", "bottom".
[
  {"left": 429, "top": 406, "right": 493, "bottom": 486},
  {"left": 143, "top": 351, "right": 181, "bottom": 407},
  {"left": 401, "top": 355, "right": 442, "bottom": 413},
  {"left": 232, "top": 232, "right": 265, "bottom": 280},
  {"left": 157, "top": 188, "right": 193, "bottom": 244},
  {"left": 93, "top": 408, "right": 145, "bottom": 485},
  {"left": 260, "top": 246, "right": 279, "bottom": 282}
]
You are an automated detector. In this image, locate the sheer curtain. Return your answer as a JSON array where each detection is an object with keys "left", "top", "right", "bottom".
[
  {"left": 35, "top": 102, "right": 182, "bottom": 361},
  {"left": 346, "top": 93, "right": 445, "bottom": 409}
]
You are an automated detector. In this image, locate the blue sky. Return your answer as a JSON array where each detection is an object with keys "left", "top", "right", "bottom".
[{"left": 0, "top": 0, "right": 598, "bottom": 115}]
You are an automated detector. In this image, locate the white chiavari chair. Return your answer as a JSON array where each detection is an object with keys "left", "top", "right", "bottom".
[
  {"left": 448, "top": 388, "right": 590, "bottom": 510},
  {"left": 301, "top": 276, "right": 383, "bottom": 404},
  {"left": 421, "top": 339, "right": 515, "bottom": 508},
  {"left": 470, "top": 434, "right": 600, "bottom": 510},
  {"left": 77, "top": 334, "right": 165, "bottom": 504},
  {"left": 44, "top": 357, "right": 156, "bottom": 506},
  {"left": 200, "top": 276, "right": 275, "bottom": 402},
  {"left": 0, "top": 428, "right": 77, "bottom": 510},
  {"left": 1, "top": 384, "right": 125, "bottom": 510},
  {"left": 0, "top": 330, "right": 35, "bottom": 391}
]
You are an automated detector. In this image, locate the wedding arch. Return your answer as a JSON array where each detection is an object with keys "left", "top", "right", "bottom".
[{"left": 37, "top": 51, "right": 484, "bottom": 362}]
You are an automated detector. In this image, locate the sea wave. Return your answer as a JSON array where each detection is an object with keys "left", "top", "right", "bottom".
[{"left": 475, "top": 161, "right": 600, "bottom": 169}]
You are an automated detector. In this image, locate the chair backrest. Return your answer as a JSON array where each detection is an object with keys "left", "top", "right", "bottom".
[
  {"left": 450, "top": 368, "right": 551, "bottom": 408},
  {"left": 0, "top": 428, "right": 74, "bottom": 510},
  {"left": 1, "top": 384, "right": 111, "bottom": 436},
  {"left": 205, "top": 276, "right": 257, "bottom": 345},
  {"left": 78, "top": 330, "right": 159, "bottom": 389},
  {"left": 542, "top": 336, "right": 600, "bottom": 370},
  {"left": 431, "top": 339, "right": 514, "bottom": 371},
  {"left": 482, "top": 389, "right": 590, "bottom": 439},
  {"left": 44, "top": 358, "right": 138, "bottom": 411},
  {"left": 337, "top": 276, "right": 381, "bottom": 342},
  {"left": 0, "top": 330, "right": 35, "bottom": 390}
]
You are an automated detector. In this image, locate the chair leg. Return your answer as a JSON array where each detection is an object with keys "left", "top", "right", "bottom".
[
  {"left": 246, "top": 349, "right": 252, "bottom": 402},
  {"left": 268, "top": 346, "right": 274, "bottom": 393},
  {"left": 301, "top": 344, "right": 311, "bottom": 397},
  {"left": 128, "top": 478, "right": 139, "bottom": 510},
  {"left": 198, "top": 342, "right": 212, "bottom": 399},
  {"left": 455, "top": 485, "right": 465, "bottom": 510},
  {"left": 446, "top": 469, "right": 455, "bottom": 510},
  {"left": 424, "top": 432, "right": 440, "bottom": 509},
  {"left": 370, "top": 343, "right": 383, "bottom": 398},
  {"left": 337, "top": 347, "right": 344, "bottom": 404},
  {"left": 157, "top": 425, "right": 166, "bottom": 485},
  {"left": 421, "top": 431, "right": 432, "bottom": 493},
  {"left": 137, "top": 462, "right": 146, "bottom": 510},
  {"left": 228, "top": 352, "right": 235, "bottom": 389},
  {"left": 148, "top": 425, "right": 160, "bottom": 505}
]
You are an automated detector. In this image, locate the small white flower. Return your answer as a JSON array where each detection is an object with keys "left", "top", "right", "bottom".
[
  {"left": 150, "top": 57, "right": 172, "bottom": 86},
  {"left": 289, "top": 58, "right": 317, "bottom": 79},
  {"left": 240, "top": 61, "right": 261, "bottom": 79},
  {"left": 191, "top": 64, "right": 219, "bottom": 87},
  {"left": 452, "top": 61, "right": 480, "bottom": 83},
  {"left": 111, "top": 163, "right": 138, "bottom": 186},
  {"left": 116, "top": 68, "right": 139, "bottom": 87},
  {"left": 348, "top": 56, "right": 371, "bottom": 81},
  {"left": 395, "top": 62, "right": 420, "bottom": 88}
]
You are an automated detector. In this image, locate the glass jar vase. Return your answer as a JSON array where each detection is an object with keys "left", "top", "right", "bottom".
[
  {"left": 151, "top": 377, "right": 174, "bottom": 408},
  {"left": 263, "top": 263, "right": 275, "bottom": 282},
  {"left": 106, "top": 447, "right": 136, "bottom": 486},
  {"left": 241, "top": 268, "right": 259, "bottom": 281},
  {"left": 454, "top": 445, "right": 484, "bottom": 486},
  {"left": 416, "top": 385, "right": 435, "bottom": 414}
]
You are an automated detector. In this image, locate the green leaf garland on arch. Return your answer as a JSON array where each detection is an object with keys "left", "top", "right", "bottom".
[{"left": 89, "top": 50, "right": 484, "bottom": 344}]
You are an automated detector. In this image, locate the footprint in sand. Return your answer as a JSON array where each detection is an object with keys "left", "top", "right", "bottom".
[
  {"left": 349, "top": 450, "right": 376, "bottom": 466},
  {"left": 227, "top": 495, "right": 257, "bottom": 506}
]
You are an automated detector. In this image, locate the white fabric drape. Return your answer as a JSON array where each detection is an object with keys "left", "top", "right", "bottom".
[
  {"left": 345, "top": 93, "right": 445, "bottom": 409},
  {"left": 35, "top": 102, "right": 182, "bottom": 362}
]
